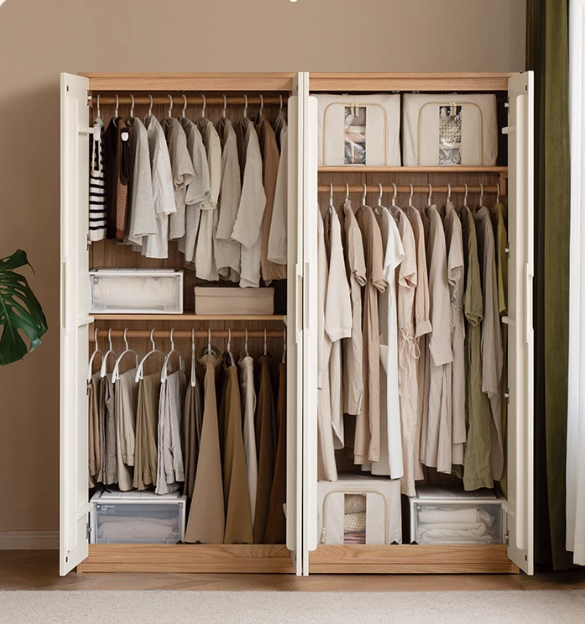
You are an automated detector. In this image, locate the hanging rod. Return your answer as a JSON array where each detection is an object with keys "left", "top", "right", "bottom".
[
  {"left": 91, "top": 96, "right": 287, "bottom": 106},
  {"left": 90, "top": 330, "right": 283, "bottom": 341},
  {"left": 318, "top": 184, "right": 501, "bottom": 195}
]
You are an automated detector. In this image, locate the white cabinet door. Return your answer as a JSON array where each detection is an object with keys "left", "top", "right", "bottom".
[
  {"left": 302, "top": 78, "right": 319, "bottom": 576},
  {"left": 286, "top": 73, "right": 304, "bottom": 576},
  {"left": 60, "top": 72, "right": 93, "bottom": 575},
  {"left": 506, "top": 71, "right": 535, "bottom": 575}
]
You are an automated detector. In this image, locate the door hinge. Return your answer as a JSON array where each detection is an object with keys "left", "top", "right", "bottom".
[
  {"left": 504, "top": 532, "right": 509, "bottom": 544},
  {"left": 86, "top": 521, "right": 91, "bottom": 541}
]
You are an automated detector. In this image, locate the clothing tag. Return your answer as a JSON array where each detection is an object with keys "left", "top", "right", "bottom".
[{"left": 121, "top": 131, "right": 129, "bottom": 142}]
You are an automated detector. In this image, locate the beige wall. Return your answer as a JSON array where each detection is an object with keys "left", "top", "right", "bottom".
[{"left": 0, "top": 0, "right": 525, "bottom": 532}]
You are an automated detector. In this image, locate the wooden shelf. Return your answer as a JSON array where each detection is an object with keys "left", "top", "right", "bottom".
[
  {"left": 318, "top": 166, "right": 508, "bottom": 174},
  {"left": 92, "top": 313, "right": 286, "bottom": 322}
]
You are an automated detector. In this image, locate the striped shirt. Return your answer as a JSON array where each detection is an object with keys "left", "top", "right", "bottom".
[{"left": 89, "top": 118, "right": 107, "bottom": 241}]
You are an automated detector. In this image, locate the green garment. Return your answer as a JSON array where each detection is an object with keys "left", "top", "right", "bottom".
[
  {"left": 491, "top": 202, "right": 509, "bottom": 496},
  {"left": 461, "top": 206, "right": 494, "bottom": 491},
  {"left": 527, "top": 0, "right": 572, "bottom": 570}
]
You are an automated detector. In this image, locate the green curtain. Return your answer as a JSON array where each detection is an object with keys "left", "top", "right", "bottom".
[{"left": 527, "top": 0, "right": 573, "bottom": 570}]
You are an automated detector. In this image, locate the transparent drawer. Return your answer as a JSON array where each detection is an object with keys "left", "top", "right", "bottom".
[
  {"left": 409, "top": 487, "right": 505, "bottom": 545},
  {"left": 90, "top": 491, "right": 186, "bottom": 544},
  {"left": 90, "top": 269, "right": 183, "bottom": 314},
  {"left": 194, "top": 286, "right": 274, "bottom": 315}
]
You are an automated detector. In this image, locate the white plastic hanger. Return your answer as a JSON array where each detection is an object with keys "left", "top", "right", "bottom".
[
  {"left": 362, "top": 184, "right": 367, "bottom": 206},
  {"left": 100, "top": 328, "right": 117, "bottom": 378},
  {"left": 374, "top": 183, "right": 384, "bottom": 215},
  {"left": 201, "top": 94, "right": 207, "bottom": 119},
  {"left": 464, "top": 183, "right": 469, "bottom": 207},
  {"left": 243, "top": 94, "right": 248, "bottom": 118},
  {"left": 244, "top": 328, "right": 250, "bottom": 358},
  {"left": 114, "top": 94, "right": 119, "bottom": 119},
  {"left": 161, "top": 329, "right": 185, "bottom": 384},
  {"left": 129, "top": 94, "right": 135, "bottom": 119},
  {"left": 279, "top": 94, "right": 283, "bottom": 113},
  {"left": 392, "top": 183, "right": 398, "bottom": 207},
  {"left": 496, "top": 182, "right": 500, "bottom": 204},
  {"left": 259, "top": 94, "right": 264, "bottom": 118},
  {"left": 144, "top": 95, "right": 154, "bottom": 124},
  {"left": 203, "top": 328, "right": 219, "bottom": 358},
  {"left": 282, "top": 329, "right": 286, "bottom": 364},
  {"left": 264, "top": 328, "right": 268, "bottom": 356},
  {"left": 167, "top": 94, "right": 173, "bottom": 118},
  {"left": 226, "top": 329, "right": 236, "bottom": 367},
  {"left": 112, "top": 329, "right": 140, "bottom": 384},
  {"left": 427, "top": 183, "right": 433, "bottom": 206},
  {"left": 96, "top": 94, "right": 101, "bottom": 120},
  {"left": 329, "top": 183, "right": 336, "bottom": 214},
  {"left": 409, "top": 184, "right": 414, "bottom": 206},
  {"left": 222, "top": 95, "right": 227, "bottom": 119},
  {"left": 190, "top": 329, "right": 197, "bottom": 388},
  {"left": 479, "top": 183, "right": 484, "bottom": 207},
  {"left": 181, "top": 95, "right": 188, "bottom": 120},
  {"left": 87, "top": 327, "right": 103, "bottom": 383},
  {"left": 135, "top": 329, "right": 167, "bottom": 383},
  {"left": 345, "top": 183, "right": 350, "bottom": 203},
  {"left": 447, "top": 183, "right": 452, "bottom": 202}
]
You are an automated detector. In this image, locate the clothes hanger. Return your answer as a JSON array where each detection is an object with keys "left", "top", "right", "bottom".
[
  {"left": 464, "top": 183, "right": 469, "bottom": 207},
  {"left": 100, "top": 328, "right": 117, "bottom": 378},
  {"left": 409, "top": 183, "right": 414, "bottom": 207},
  {"left": 479, "top": 183, "right": 484, "bottom": 207},
  {"left": 144, "top": 95, "right": 154, "bottom": 124},
  {"left": 362, "top": 183, "right": 367, "bottom": 207},
  {"left": 96, "top": 94, "right": 101, "bottom": 120},
  {"left": 203, "top": 328, "right": 219, "bottom": 358},
  {"left": 264, "top": 328, "right": 268, "bottom": 356},
  {"left": 389, "top": 182, "right": 404, "bottom": 221},
  {"left": 244, "top": 328, "right": 250, "bottom": 358},
  {"left": 279, "top": 95, "right": 283, "bottom": 113},
  {"left": 447, "top": 184, "right": 452, "bottom": 203},
  {"left": 329, "top": 183, "right": 336, "bottom": 215},
  {"left": 189, "top": 329, "right": 197, "bottom": 387},
  {"left": 135, "top": 329, "right": 168, "bottom": 383},
  {"left": 282, "top": 329, "right": 286, "bottom": 364},
  {"left": 243, "top": 94, "right": 248, "bottom": 119},
  {"left": 258, "top": 94, "right": 264, "bottom": 119},
  {"left": 496, "top": 182, "right": 500, "bottom": 204},
  {"left": 87, "top": 327, "right": 103, "bottom": 383},
  {"left": 374, "top": 183, "right": 384, "bottom": 215},
  {"left": 427, "top": 183, "right": 433, "bottom": 206},
  {"left": 112, "top": 328, "right": 140, "bottom": 384},
  {"left": 222, "top": 95, "right": 227, "bottom": 119},
  {"left": 226, "top": 329, "right": 236, "bottom": 367},
  {"left": 181, "top": 95, "right": 188, "bottom": 120},
  {"left": 200, "top": 93, "right": 207, "bottom": 119},
  {"left": 345, "top": 183, "right": 350, "bottom": 204},
  {"left": 161, "top": 328, "right": 185, "bottom": 383}
]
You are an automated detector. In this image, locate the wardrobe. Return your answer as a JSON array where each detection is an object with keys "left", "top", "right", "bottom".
[{"left": 60, "top": 71, "right": 533, "bottom": 577}]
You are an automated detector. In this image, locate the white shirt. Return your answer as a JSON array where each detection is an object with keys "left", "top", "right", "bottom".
[
  {"left": 142, "top": 115, "right": 176, "bottom": 259},
  {"left": 239, "top": 354, "right": 258, "bottom": 525},
  {"left": 267, "top": 127, "right": 288, "bottom": 265}
]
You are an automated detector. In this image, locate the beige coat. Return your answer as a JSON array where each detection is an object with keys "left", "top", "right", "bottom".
[{"left": 185, "top": 353, "right": 224, "bottom": 544}]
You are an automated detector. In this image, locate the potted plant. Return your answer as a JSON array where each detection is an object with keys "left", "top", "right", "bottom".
[{"left": 0, "top": 250, "right": 48, "bottom": 365}]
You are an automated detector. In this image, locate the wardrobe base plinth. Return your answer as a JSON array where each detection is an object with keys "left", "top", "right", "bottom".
[
  {"left": 79, "top": 544, "right": 294, "bottom": 574},
  {"left": 309, "top": 545, "right": 519, "bottom": 574}
]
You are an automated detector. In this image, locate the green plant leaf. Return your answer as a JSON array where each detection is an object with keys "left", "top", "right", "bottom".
[{"left": 0, "top": 250, "right": 48, "bottom": 365}]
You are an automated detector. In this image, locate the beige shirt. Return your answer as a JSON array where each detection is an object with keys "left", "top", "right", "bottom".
[
  {"left": 355, "top": 205, "right": 387, "bottom": 464},
  {"left": 423, "top": 204, "right": 454, "bottom": 474},
  {"left": 114, "top": 368, "right": 138, "bottom": 492},
  {"left": 394, "top": 208, "right": 419, "bottom": 496},
  {"left": 442, "top": 201, "right": 466, "bottom": 466},
  {"left": 268, "top": 127, "right": 288, "bottom": 265},
  {"left": 475, "top": 206, "right": 504, "bottom": 481},
  {"left": 342, "top": 200, "right": 367, "bottom": 417}
]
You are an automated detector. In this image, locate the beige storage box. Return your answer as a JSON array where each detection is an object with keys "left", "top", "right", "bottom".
[
  {"left": 194, "top": 286, "right": 275, "bottom": 315},
  {"left": 409, "top": 486, "right": 506, "bottom": 545},
  {"left": 317, "top": 475, "right": 402, "bottom": 545},
  {"left": 315, "top": 93, "right": 401, "bottom": 166},
  {"left": 402, "top": 93, "right": 498, "bottom": 166}
]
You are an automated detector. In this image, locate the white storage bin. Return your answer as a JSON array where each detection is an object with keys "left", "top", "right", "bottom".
[
  {"left": 409, "top": 486, "right": 506, "bottom": 545},
  {"left": 315, "top": 94, "right": 401, "bottom": 166},
  {"left": 402, "top": 93, "right": 498, "bottom": 166},
  {"left": 90, "top": 490, "right": 186, "bottom": 544},
  {"left": 318, "top": 475, "right": 402, "bottom": 545},
  {"left": 89, "top": 269, "right": 183, "bottom": 314},
  {"left": 194, "top": 286, "right": 275, "bottom": 315}
]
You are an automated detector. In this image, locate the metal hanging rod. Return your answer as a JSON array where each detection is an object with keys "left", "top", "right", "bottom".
[
  {"left": 90, "top": 330, "right": 282, "bottom": 341},
  {"left": 318, "top": 184, "right": 501, "bottom": 194},
  {"left": 91, "top": 96, "right": 286, "bottom": 106}
]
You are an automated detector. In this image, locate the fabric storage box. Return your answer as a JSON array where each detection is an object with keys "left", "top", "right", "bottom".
[
  {"left": 402, "top": 93, "right": 498, "bottom": 166},
  {"left": 409, "top": 486, "right": 506, "bottom": 545},
  {"left": 315, "top": 94, "right": 401, "bottom": 166},
  {"left": 90, "top": 490, "right": 186, "bottom": 544},
  {"left": 317, "top": 475, "right": 402, "bottom": 545},
  {"left": 194, "top": 286, "right": 274, "bottom": 315},
  {"left": 89, "top": 269, "right": 183, "bottom": 314}
]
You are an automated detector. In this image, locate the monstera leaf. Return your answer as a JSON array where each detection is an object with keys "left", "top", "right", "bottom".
[{"left": 0, "top": 250, "right": 48, "bottom": 365}]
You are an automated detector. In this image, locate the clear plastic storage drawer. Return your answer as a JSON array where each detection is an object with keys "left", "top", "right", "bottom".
[
  {"left": 90, "top": 491, "right": 186, "bottom": 544},
  {"left": 89, "top": 269, "right": 183, "bottom": 314},
  {"left": 409, "top": 486, "right": 506, "bottom": 545}
]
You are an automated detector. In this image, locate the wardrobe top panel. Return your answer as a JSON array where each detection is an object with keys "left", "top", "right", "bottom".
[
  {"left": 80, "top": 72, "right": 297, "bottom": 92},
  {"left": 309, "top": 72, "right": 517, "bottom": 92}
]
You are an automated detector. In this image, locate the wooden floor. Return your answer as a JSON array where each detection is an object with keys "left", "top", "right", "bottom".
[{"left": 2, "top": 551, "right": 585, "bottom": 592}]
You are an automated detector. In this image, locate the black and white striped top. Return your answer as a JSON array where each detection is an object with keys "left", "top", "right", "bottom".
[{"left": 89, "top": 118, "right": 106, "bottom": 241}]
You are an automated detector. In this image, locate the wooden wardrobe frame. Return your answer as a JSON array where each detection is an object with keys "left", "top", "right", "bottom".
[{"left": 60, "top": 72, "right": 533, "bottom": 577}]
